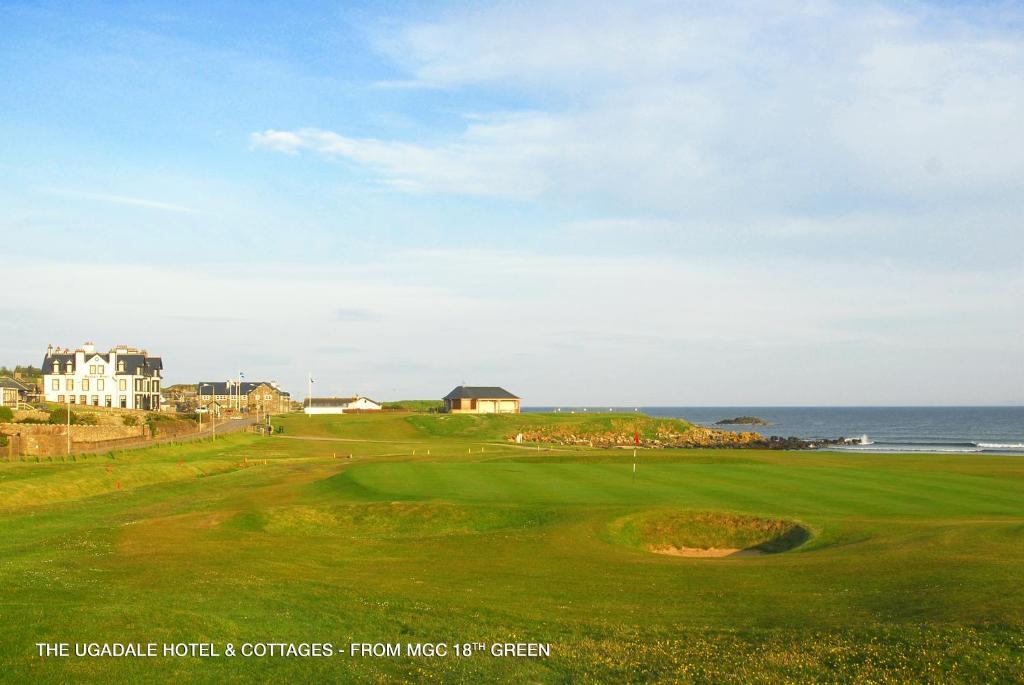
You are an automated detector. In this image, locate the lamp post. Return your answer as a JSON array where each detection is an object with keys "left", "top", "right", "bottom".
[
  {"left": 237, "top": 371, "right": 245, "bottom": 413},
  {"left": 66, "top": 392, "right": 71, "bottom": 457},
  {"left": 196, "top": 385, "right": 204, "bottom": 434},
  {"left": 306, "top": 373, "right": 313, "bottom": 418}
]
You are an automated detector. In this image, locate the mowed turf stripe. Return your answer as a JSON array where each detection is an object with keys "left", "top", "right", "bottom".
[
  {"left": 762, "top": 464, "right": 1024, "bottom": 517},
  {"left": 342, "top": 461, "right": 1024, "bottom": 530},
  {"left": 733, "top": 465, "right": 958, "bottom": 517},
  {"left": 694, "top": 461, "right": 1023, "bottom": 517},
  {"left": 344, "top": 462, "right": 809, "bottom": 511}
]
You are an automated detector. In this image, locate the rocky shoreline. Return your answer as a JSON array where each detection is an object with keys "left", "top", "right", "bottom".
[
  {"left": 715, "top": 416, "right": 770, "bottom": 426},
  {"left": 510, "top": 425, "right": 846, "bottom": 450}
]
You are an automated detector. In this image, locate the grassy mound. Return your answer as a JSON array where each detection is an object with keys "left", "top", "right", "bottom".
[
  {"left": 405, "top": 412, "right": 696, "bottom": 442},
  {"left": 273, "top": 410, "right": 695, "bottom": 442},
  {"left": 232, "top": 502, "right": 556, "bottom": 539},
  {"left": 611, "top": 510, "right": 811, "bottom": 555},
  {"left": 382, "top": 399, "right": 443, "bottom": 412}
]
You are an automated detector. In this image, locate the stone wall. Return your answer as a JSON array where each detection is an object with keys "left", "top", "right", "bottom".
[
  {"left": 148, "top": 419, "right": 197, "bottom": 440},
  {"left": 11, "top": 409, "right": 48, "bottom": 422},
  {"left": 0, "top": 417, "right": 198, "bottom": 457},
  {"left": 0, "top": 423, "right": 144, "bottom": 456}
]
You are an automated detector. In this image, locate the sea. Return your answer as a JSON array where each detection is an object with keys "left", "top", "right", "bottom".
[{"left": 522, "top": 406, "right": 1024, "bottom": 455}]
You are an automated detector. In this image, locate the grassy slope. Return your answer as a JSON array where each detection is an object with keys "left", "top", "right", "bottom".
[
  {"left": 0, "top": 412, "right": 1021, "bottom": 683},
  {"left": 274, "top": 411, "right": 694, "bottom": 443},
  {"left": 381, "top": 399, "right": 443, "bottom": 412}
]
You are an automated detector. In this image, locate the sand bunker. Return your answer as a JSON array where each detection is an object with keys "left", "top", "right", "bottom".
[
  {"left": 649, "top": 545, "right": 764, "bottom": 558},
  {"left": 610, "top": 510, "right": 811, "bottom": 558}
]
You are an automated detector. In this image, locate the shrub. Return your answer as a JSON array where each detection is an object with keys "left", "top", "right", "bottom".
[
  {"left": 0, "top": 407, "right": 13, "bottom": 421},
  {"left": 0, "top": 435, "right": 8, "bottom": 448},
  {"left": 122, "top": 415, "right": 138, "bottom": 427},
  {"left": 77, "top": 413, "right": 99, "bottom": 425},
  {"left": 48, "top": 408, "right": 74, "bottom": 425}
]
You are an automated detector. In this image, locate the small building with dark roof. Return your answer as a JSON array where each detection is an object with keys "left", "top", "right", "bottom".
[
  {"left": 303, "top": 396, "right": 382, "bottom": 415},
  {"left": 0, "top": 377, "right": 32, "bottom": 408},
  {"left": 442, "top": 386, "right": 520, "bottom": 414}
]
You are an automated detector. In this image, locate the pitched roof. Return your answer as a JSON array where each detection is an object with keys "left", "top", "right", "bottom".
[
  {"left": 42, "top": 353, "right": 76, "bottom": 371},
  {"left": 0, "top": 377, "right": 31, "bottom": 391},
  {"left": 443, "top": 386, "right": 519, "bottom": 400},
  {"left": 41, "top": 350, "right": 162, "bottom": 375},
  {"left": 197, "top": 381, "right": 289, "bottom": 396},
  {"left": 304, "top": 396, "right": 379, "bottom": 407},
  {"left": 115, "top": 355, "right": 162, "bottom": 375}
]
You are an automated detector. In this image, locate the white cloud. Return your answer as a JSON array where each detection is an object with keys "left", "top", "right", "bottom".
[
  {"left": 41, "top": 187, "right": 195, "bottom": 213},
  {"left": 253, "top": 0, "right": 1024, "bottom": 227},
  {"left": 833, "top": 39, "right": 1024, "bottom": 194},
  {"left": 252, "top": 117, "right": 560, "bottom": 197}
]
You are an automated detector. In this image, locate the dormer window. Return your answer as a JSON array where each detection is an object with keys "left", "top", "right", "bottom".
[
  {"left": 65, "top": 362, "right": 73, "bottom": 373},
  {"left": 117, "top": 361, "right": 125, "bottom": 373},
  {"left": 53, "top": 362, "right": 59, "bottom": 373}
]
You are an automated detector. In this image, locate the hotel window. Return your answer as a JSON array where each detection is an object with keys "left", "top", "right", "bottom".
[
  {"left": 153, "top": 382, "right": 160, "bottom": 392},
  {"left": 57, "top": 395, "right": 65, "bottom": 403},
  {"left": 105, "top": 396, "right": 112, "bottom": 407},
  {"left": 79, "top": 395, "right": 86, "bottom": 404},
  {"left": 97, "top": 379, "right": 104, "bottom": 391},
  {"left": 65, "top": 362, "right": 73, "bottom": 373},
  {"left": 91, "top": 396, "right": 98, "bottom": 405},
  {"left": 118, "top": 361, "right": 125, "bottom": 372},
  {"left": 82, "top": 379, "right": 90, "bottom": 391},
  {"left": 67, "top": 379, "right": 74, "bottom": 391},
  {"left": 53, "top": 362, "right": 60, "bottom": 373},
  {"left": 69, "top": 396, "right": 75, "bottom": 404},
  {"left": 51, "top": 379, "right": 59, "bottom": 390},
  {"left": 119, "top": 379, "right": 127, "bottom": 391},
  {"left": 88, "top": 365, "right": 95, "bottom": 374},
  {"left": 119, "top": 396, "right": 127, "bottom": 408},
  {"left": 97, "top": 366, "right": 104, "bottom": 375}
]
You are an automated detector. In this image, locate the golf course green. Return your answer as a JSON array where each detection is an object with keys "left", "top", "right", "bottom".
[{"left": 1, "top": 412, "right": 1021, "bottom": 682}]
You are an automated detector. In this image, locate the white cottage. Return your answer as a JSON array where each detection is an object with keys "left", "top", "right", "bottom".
[{"left": 303, "top": 396, "right": 383, "bottom": 414}]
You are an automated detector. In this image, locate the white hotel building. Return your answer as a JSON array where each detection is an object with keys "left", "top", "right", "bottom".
[{"left": 42, "top": 342, "right": 163, "bottom": 410}]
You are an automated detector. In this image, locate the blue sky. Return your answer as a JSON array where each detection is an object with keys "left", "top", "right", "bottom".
[{"left": 2, "top": 0, "right": 1022, "bottom": 404}]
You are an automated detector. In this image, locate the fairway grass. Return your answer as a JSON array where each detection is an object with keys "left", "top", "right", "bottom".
[{"left": 0, "top": 412, "right": 1022, "bottom": 682}]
